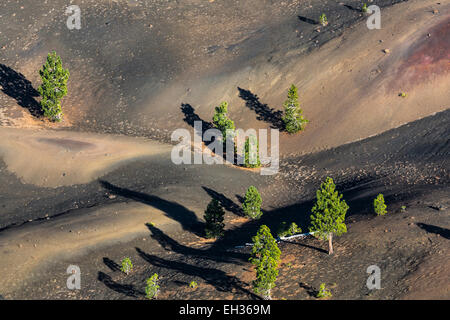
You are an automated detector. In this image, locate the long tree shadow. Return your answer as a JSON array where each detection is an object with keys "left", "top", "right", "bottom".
[
  {"left": 181, "top": 103, "right": 213, "bottom": 138},
  {"left": 97, "top": 271, "right": 144, "bottom": 298},
  {"left": 298, "top": 16, "right": 319, "bottom": 25},
  {"left": 417, "top": 223, "right": 450, "bottom": 240},
  {"left": 202, "top": 186, "right": 244, "bottom": 217},
  {"left": 343, "top": 4, "right": 362, "bottom": 12},
  {"left": 136, "top": 247, "right": 261, "bottom": 299},
  {"left": 99, "top": 180, "right": 204, "bottom": 237},
  {"left": 103, "top": 257, "right": 121, "bottom": 272},
  {"left": 298, "top": 282, "right": 318, "bottom": 297},
  {"left": 0, "top": 64, "right": 41, "bottom": 117},
  {"left": 145, "top": 223, "right": 249, "bottom": 263},
  {"left": 238, "top": 87, "right": 284, "bottom": 130},
  {"left": 282, "top": 240, "right": 328, "bottom": 254}
]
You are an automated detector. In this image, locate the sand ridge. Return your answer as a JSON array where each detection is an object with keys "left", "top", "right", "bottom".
[{"left": 0, "top": 127, "right": 172, "bottom": 187}]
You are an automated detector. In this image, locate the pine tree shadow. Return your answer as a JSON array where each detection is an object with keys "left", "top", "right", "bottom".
[
  {"left": 181, "top": 103, "right": 213, "bottom": 138},
  {"left": 99, "top": 180, "right": 204, "bottom": 237},
  {"left": 417, "top": 223, "right": 450, "bottom": 240},
  {"left": 136, "top": 247, "right": 260, "bottom": 299},
  {"left": 145, "top": 223, "right": 249, "bottom": 263},
  {"left": 103, "top": 257, "right": 121, "bottom": 272},
  {"left": 202, "top": 186, "right": 244, "bottom": 217},
  {"left": 0, "top": 64, "right": 42, "bottom": 117},
  {"left": 238, "top": 87, "right": 284, "bottom": 130},
  {"left": 298, "top": 282, "right": 318, "bottom": 297},
  {"left": 97, "top": 271, "right": 144, "bottom": 298},
  {"left": 298, "top": 16, "right": 319, "bottom": 25}
]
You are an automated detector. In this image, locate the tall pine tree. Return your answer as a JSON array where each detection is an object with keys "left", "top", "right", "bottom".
[
  {"left": 212, "top": 102, "right": 236, "bottom": 143},
  {"left": 243, "top": 186, "right": 263, "bottom": 219},
  {"left": 249, "top": 225, "right": 281, "bottom": 300},
  {"left": 204, "top": 199, "right": 225, "bottom": 239},
  {"left": 282, "top": 84, "right": 308, "bottom": 133},
  {"left": 309, "top": 177, "right": 349, "bottom": 255},
  {"left": 37, "top": 51, "right": 69, "bottom": 121}
]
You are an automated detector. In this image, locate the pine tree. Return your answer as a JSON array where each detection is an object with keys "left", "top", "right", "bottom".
[
  {"left": 204, "top": 199, "right": 225, "bottom": 239},
  {"left": 212, "top": 102, "right": 236, "bottom": 142},
  {"left": 317, "top": 283, "right": 332, "bottom": 298},
  {"left": 120, "top": 257, "right": 133, "bottom": 275},
  {"left": 309, "top": 177, "right": 349, "bottom": 255},
  {"left": 319, "top": 13, "right": 328, "bottom": 26},
  {"left": 145, "top": 273, "right": 160, "bottom": 299},
  {"left": 282, "top": 84, "right": 308, "bottom": 134},
  {"left": 37, "top": 51, "right": 69, "bottom": 121},
  {"left": 244, "top": 135, "right": 261, "bottom": 168},
  {"left": 277, "top": 222, "right": 302, "bottom": 238},
  {"left": 249, "top": 225, "right": 281, "bottom": 300},
  {"left": 374, "top": 194, "right": 387, "bottom": 216},
  {"left": 243, "top": 186, "right": 262, "bottom": 219}
]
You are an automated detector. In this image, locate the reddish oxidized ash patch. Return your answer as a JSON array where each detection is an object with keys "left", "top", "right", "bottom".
[{"left": 394, "top": 18, "right": 450, "bottom": 88}]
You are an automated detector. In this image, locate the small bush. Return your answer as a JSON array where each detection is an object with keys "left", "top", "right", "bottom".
[
  {"left": 204, "top": 199, "right": 225, "bottom": 239},
  {"left": 120, "top": 257, "right": 133, "bottom": 275},
  {"left": 277, "top": 222, "right": 302, "bottom": 238},
  {"left": 243, "top": 186, "right": 262, "bottom": 219},
  {"left": 319, "top": 14, "right": 328, "bottom": 26},
  {"left": 362, "top": 3, "right": 368, "bottom": 13},
  {"left": 374, "top": 194, "right": 387, "bottom": 216},
  {"left": 145, "top": 273, "right": 160, "bottom": 299},
  {"left": 189, "top": 281, "right": 198, "bottom": 289},
  {"left": 317, "top": 283, "right": 332, "bottom": 298}
]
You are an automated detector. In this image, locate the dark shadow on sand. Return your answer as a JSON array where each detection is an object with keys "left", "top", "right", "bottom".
[
  {"left": 298, "top": 16, "right": 319, "bottom": 25},
  {"left": 145, "top": 223, "right": 249, "bottom": 263},
  {"left": 97, "top": 271, "right": 144, "bottom": 298},
  {"left": 99, "top": 180, "right": 204, "bottom": 237},
  {"left": 417, "top": 223, "right": 450, "bottom": 240},
  {"left": 136, "top": 247, "right": 261, "bottom": 299},
  {"left": 181, "top": 103, "right": 213, "bottom": 138},
  {"left": 238, "top": 87, "right": 284, "bottom": 130},
  {"left": 0, "top": 64, "right": 41, "bottom": 117},
  {"left": 103, "top": 257, "right": 121, "bottom": 272},
  {"left": 202, "top": 186, "right": 244, "bottom": 217}
]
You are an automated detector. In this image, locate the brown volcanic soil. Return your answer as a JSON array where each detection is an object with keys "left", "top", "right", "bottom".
[
  {"left": 0, "top": 0, "right": 448, "bottom": 300},
  {"left": 0, "top": 109, "right": 448, "bottom": 299},
  {"left": 0, "top": 0, "right": 448, "bottom": 153}
]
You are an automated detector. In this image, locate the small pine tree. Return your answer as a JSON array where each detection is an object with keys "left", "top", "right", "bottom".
[
  {"left": 319, "top": 13, "right": 328, "bottom": 26},
  {"left": 212, "top": 102, "right": 236, "bottom": 142},
  {"left": 120, "top": 257, "right": 133, "bottom": 275},
  {"left": 204, "top": 199, "right": 225, "bottom": 239},
  {"left": 244, "top": 135, "right": 261, "bottom": 168},
  {"left": 282, "top": 85, "right": 308, "bottom": 134},
  {"left": 249, "top": 225, "right": 281, "bottom": 300},
  {"left": 374, "top": 194, "right": 387, "bottom": 216},
  {"left": 278, "top": 222, "right": 302, "bottom": 238},
  {"left": 145, "top": 273, "right": 160, "bottom": 299},
  {"left": 37, "top": 51, "right": 69, "bottom": 121},
  {"left": 362, "top": 3, "right": 368, "bottom": 13},
  {"left": 309, "top": 177, "right": 349, "bottom": 255},
  {"left": 243, "top": 186, "right": 263, "bottom": 219},
  {"left": 317, "top": 283, "right": 332, "bottom": 298}
]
